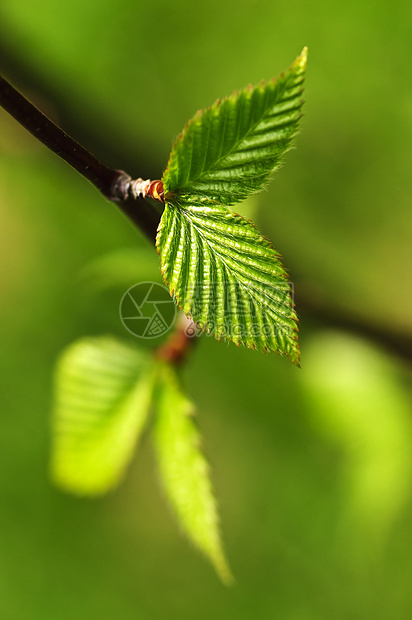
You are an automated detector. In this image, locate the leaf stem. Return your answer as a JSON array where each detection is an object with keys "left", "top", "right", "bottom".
[
  {"left": 0, "top": 75, "right": 161, "bottom": 240},
  {"left": 155, "top": 314, "right": 198, "bottom": 365}
]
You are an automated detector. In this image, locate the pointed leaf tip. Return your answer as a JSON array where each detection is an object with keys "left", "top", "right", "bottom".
[
  {"left": 153, "top": 365, "right": 233, "bottom": 583},
  {"left": 296, "top": 46, "right": 308, "bottom": 68}
]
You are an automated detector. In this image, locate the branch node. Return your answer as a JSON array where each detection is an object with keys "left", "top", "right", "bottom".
[
  {"left": 130, "top": 178, "right": 165, "bottom": 203},
  {"left": 108, "top": 170, "right": 132, "bottom": 201}
]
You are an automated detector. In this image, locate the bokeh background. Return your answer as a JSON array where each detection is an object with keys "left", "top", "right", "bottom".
[{"left": 1, "top": 0, "right": 412, "bottom": 618}]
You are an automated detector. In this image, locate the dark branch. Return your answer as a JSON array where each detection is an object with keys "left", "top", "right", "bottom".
[
  {"left": 0, "top": 37, "right": 160, "bottom": 176},
  {"left": 0, "top": 76, "right": 118, "bottom": 195},
  {"left": 1, "top": 60, "right": 412, "bottom": 365},
  {"left": 297, "top": 292, "right": 412, "bottom": 365},
  {"left": 0, "top": 75, "right": 161, "bottom": 241}
]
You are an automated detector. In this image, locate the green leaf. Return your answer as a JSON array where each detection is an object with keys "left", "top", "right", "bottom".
[
  {"left": 162, "top": 48, "right": 307, "bottom": 206},
  {"left": 156, "top": 200, "right": 300, "bottom": 362},
  {"left": 153, "top": 365, "right": 232, "bottom": 584},
  {"left": 156, "top": 50, "right": 306, "bottom": 362},
  {"left": 51, "top": 337, "right": 155, "bottom": 495}
]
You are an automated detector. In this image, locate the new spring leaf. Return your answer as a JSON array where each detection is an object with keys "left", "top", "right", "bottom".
[
  {"left": 158, "top": 49, "right": 306, "bottom": 362},
  {"left": 153, "top": 365, "right": 232, "bottom": 584},
  {"left": 51, "top": 337, "right": 155, "bottom": 495},
  {"left": 163, "top": 48, "right": 306, "bottom": 205},
  {"left": 157, "top": 200, "right": 300, "bottom": 361}
]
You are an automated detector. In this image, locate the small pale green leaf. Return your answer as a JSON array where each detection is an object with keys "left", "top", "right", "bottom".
[
  {"left": 153, "top": 365, "right": 232, "bottom": 584},
  {"left": 51, "top": 337, "right": 155, "bottom": 495},
  {"left": 163, "top": 48, "right": 307, "bottom": 206},
  {"left": 156, "top": 200, "right": 299, "bottom": 362}
]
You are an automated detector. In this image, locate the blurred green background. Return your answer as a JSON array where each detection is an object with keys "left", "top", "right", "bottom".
[{"left": 1, "top": 0, "right": 412, "bottom": 618}]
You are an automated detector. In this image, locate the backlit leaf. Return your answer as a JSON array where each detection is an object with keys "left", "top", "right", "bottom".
[
  {"left": 163, "top": 48, "right": 307, "bottom": 206},
  {"left": 156, "top": 200, "right": 300, "bottom": 362},
  {"left": 157, "top": 50, "right": 306, "bottom": 362},
  {"left": 51, "top": 337, "right": 155, "bottom": 495},
  {"left": 153, "top": 364, "right": 232, "bottom": 584}
]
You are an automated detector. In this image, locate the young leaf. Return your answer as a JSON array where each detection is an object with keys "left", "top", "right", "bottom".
[
  {"left": 157, "top": 49, "right": 306, "bottom": 362},
  {"left": 51, "top": 337, "right": 155, "bottom": 495},
  {"left": 157, "top": 200, "right": 299, "bottom": 362},
  {"left": 162, "top": 48, "right": 307, "bottom": 206},
  {"left": 153, "top": 365, "right": 232, "bottom": 584}
]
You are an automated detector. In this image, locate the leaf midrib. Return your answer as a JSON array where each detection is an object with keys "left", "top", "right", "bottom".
[
  {"left": 69, "top": 360, "right": 147, "bottom": 442},
  {"left": 179, "top": 205, "right": 296, "bottom": 333},
  {"left": 187, "top": 74, "right": 293, "bottom": 187}
]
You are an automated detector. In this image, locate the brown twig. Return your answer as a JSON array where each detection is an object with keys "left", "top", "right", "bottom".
[
  {"left": 155, "top": 315, "right": 199, "bottom": 366},
  {"left": 1, "top": 66, "right": 411, "bottom": 366},
  {"left": 0, "top": 75, "right": 161, "bottom": 241}
]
